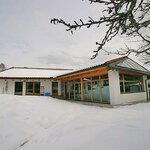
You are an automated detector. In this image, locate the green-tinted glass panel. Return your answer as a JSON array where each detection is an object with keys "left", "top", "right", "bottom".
[
  {"left": 92, "top": 81, "right": 100, "bottom": 103},
  {"left": 102, "top": 80, "right": 110, "bottom": 104},
  {"left": 125, "top": 82, "right": 141, "bottom": 93},
  {"left": 61, "top": 83, "right": 64, "bottom": 97},
  {"left": 101, "top": 74, "right": 108, "bottom": 79},
  {"left": 102, "top": 80, "right": 109, "bottom": 86},
  {"left": 34, "top": 82, "right": 40, "bottom": 94},
  {"left": 75, "top": 83, "right": 81, "bottom": 100},
  {"left": 92, "top": 76, "right": 99, "bottom": 80},
  {"left": 66, "top": 82, "right": 70, "bottom": 99},
  {"left": 120, "top": 82, "right": 124, "bottom": 93},
  {"left": 52, "top": 82, "right": 58, "bottom": 96},
  {"left": 70, "top": 82, "right": 74, "bottom": 99},
  {"left": 15, "top": 82, "right": 23, "bottom": 95},
  {"left": 84, "top": 81, "right": 91, "bottom": 101},
  {"left": 124, "top": 75, "right": 141, "bottom": 81},
  {"left": 26, "top": 82, "right": 33, "bottom": 95}
]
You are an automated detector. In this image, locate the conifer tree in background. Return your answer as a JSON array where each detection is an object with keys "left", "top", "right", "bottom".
[{"left": 0, "top": 63, "right": 6, "bottom": 71}]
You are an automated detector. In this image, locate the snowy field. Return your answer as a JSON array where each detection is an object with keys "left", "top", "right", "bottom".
[{"left": 0, "top": 95, "right": 150, "bottom": 150}]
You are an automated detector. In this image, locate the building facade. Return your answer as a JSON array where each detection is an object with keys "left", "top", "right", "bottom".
[
  {"left": 56, "top": 57, "right": 150, "bottom": 105},
  {"left": 0, "top": 57, "right": 149, "bottom": 105},
  {"left": 0, "top": 67, "right": 70, "bottom": 97}
]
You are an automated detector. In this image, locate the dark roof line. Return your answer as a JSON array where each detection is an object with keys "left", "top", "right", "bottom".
[
  {"left": 1, "top": 67, "right": 73, "bottom": 72},
  {"left": 57, "top": 56, "right": 128, "bottom": 78},
  {"left": 0, "top": 77, "right": 53, "bottom": 79},
  {"left": 57, "top": 56, "right": 150, "bottom": 78},
  {"left": 57, "top": 63, "right": 107, "bottom": 78}
]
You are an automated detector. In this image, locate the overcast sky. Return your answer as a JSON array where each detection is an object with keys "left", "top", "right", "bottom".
[{"left": 0, "top": 0, "right": 148, "bottom": 70}]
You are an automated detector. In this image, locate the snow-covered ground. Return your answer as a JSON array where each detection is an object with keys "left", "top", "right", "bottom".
[{"left": 0, "top": 94, "right": 150, "bottom": 150}]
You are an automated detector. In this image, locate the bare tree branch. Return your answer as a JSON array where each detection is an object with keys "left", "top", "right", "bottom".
[{"left": 51, "top": 0, "right": 150, "bottom": 64}]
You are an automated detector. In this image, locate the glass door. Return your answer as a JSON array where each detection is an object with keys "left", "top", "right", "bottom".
[
  {"left": 15, "top": 82, "right": 23, "bottom": 95},
  {"left": 52, "top": 82, "right": 58, "bottom": 96}
]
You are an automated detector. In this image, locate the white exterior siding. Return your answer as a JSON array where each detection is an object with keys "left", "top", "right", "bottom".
[
  {"left": 40, "top": 80, "right": 51, "bottom": 95},
  {"left": 58, "top": 80, "right": 61, "bottom": 96},
  {"left": 108, "top": 70, "right": 147, "bottom": 105},
  {"left": 0, "top": 79, "right": 14, "bottom": 94}
]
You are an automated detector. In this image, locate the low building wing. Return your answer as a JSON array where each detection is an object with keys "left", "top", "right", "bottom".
[{"left": 0, "top": 67, "right": 72, "bottom": 79}]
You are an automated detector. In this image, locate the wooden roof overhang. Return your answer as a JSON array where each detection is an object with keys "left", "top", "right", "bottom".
[
  {"left": 56, "top": 66, "right": 108, "bottom": 82},
  {"left": 109, "top": 65, "right": 150, "bottom": 76}
]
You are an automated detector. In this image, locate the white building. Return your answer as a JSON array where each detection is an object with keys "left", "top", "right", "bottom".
[
  {"left": 0, "top": 67, "right": 71, "bottom": 96},
  {"left": 56, "top": 57, "right": 150, "bottom": 105},
  {"left": 0, "top": 57, "right": 149, "bottom": 105}
]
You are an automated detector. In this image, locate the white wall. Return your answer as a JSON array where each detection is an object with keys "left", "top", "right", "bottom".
[
  {"left": 58, "top": 80, "right": 61, "bottom": 96},
  {"left": 0, "top": 79, "right": 5, "bottom": 94},
  {"left": 40, "top": 79, "right": 51, "bottom": 95},
  {"left": 0, "top": 79, "right": 15, "bottom": 94},
  {"left": 108, "top": 70, "right": 147, "bottom": 105}
]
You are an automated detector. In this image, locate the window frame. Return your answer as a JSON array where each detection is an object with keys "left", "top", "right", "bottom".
[{"left": 119, "top": 74, "right": 145, "bottom": 94}]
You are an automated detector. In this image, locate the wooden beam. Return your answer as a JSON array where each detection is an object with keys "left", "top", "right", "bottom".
[{"left": 119, "top": 70, "right": 143, "bottom": 76}]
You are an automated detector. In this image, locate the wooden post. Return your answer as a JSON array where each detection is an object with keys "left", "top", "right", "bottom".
[{"left": 81, "top": 78, "right": 84, "bottom": 101}]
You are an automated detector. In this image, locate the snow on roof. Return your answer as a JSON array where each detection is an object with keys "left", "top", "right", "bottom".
[{"left": 0, "top": 67, "right": 73, "bottom": 78}]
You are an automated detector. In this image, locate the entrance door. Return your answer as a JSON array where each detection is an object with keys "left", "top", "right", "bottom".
[
  {"left": 26, "top": 82, "right": 40, "bottom": 95},
  {"left": 52, "top": 82, "right": 58, "bottom": 96},
  {"left": 15, "top": 82, "right": 23, "bottom": 95}
]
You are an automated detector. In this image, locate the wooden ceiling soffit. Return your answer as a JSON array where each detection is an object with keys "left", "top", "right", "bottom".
[
  {"left": 119, "top": 70, "right": 143, "bottom": 76},
  {"left": 57, "top": 67, "right": 108, "bottom": 81}
]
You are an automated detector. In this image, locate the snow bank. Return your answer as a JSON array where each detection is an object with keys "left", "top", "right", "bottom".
[{"left": 0, "top": 94, "right": 150, "bottom": 150}]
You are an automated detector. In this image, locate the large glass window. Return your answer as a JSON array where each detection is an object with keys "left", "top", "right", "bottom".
[
  {"left": 65, "top": 82, "right": 70, "bottom": 99},
  {"left": 120, "top": 74, "right": 144, "bottom": 93},
  {"left": 70, "top": 82, "right": 74, "bottom": 99},
  {"left": 75, "top": 82, "right": 81, "bottom": 100},
  {"left": 102, "top": 80, "right": 110, "bottom": 103},
  {"left": 26, "top": 82, "right": 40, "bottom": 95},
  {"left": 84, "top": 81, "right": 91, "bottom": 101},
  {"left": 61, "top": 82, "right": 64, "bottom": 97},
  {"left": 92, "top": 80, "right": 100, "bottom": 103},
  {"left": 34, "top": 82, "right": 40, "bottom": 94},
  {"left": 15, "top": 82, "right": 23, "bottom": 95},
  {"left": 26, "top": 82, "right": 33, "bottom": 95}
]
